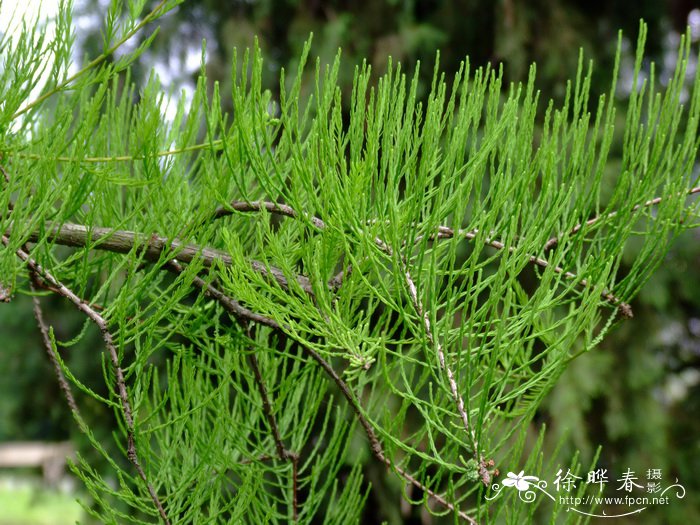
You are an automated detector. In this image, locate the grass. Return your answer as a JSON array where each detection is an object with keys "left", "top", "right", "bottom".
[{"left": 0, "top": 475, "right": 85, "bottom": 525}]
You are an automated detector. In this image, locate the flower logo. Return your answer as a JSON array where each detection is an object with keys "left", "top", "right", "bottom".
[
  {"left": 502, "top": 471, "right": 540, "bottom": 492},
  {"left": 485, "top": 469, "right": 551, "bottom": 503}
]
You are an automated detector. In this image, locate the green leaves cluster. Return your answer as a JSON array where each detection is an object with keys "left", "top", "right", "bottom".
[{"left": 1, "top": 1, "right": 698, "bottom": 523}]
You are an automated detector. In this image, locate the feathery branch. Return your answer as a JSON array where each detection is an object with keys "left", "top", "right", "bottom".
[
  {"left": 1, "top": 236, "right": 171, "bottom": 525},
  {"left": 166, "top": 258, "right": 476, "bottom": 522},
  {"left": 167, "top": 259, "right": 300, "bottom": 521}
]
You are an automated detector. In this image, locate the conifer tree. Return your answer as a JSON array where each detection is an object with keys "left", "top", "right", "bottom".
[{"left": 1, "top": 1, "right": 698, "bottom": 523}]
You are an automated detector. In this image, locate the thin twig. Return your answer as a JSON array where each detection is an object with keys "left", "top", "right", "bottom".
[
  {"left": 247, "top": 341, "right": 300, "bottom": 522},
  {"left": 2, "top": 238, "right": 170, "bottom": 524},
  {"left": 402, "top": 266, "right": 486, "bottom": 468},
  {"left": 29, "top": 281, "right": 82, "bottom": 418},
  {"left": 238, "top": 454, "right": 275, "bottom": 465},
  {"left": 291, "top": 454, "right": 299, "bottom": 522},
  {"left": 543, "top": 185, "right": 700, "bottom": 251},
  {"left": 165, "top": 260, "right": 281, "bottom": 329},
  {"left": 220, "top": 200, "right": 391, "bottom": 250},
  {"left": 249, "top": 350, "right": 287, "bottom": 455},
  {"left": 10, "top": 139, "right": 223, "bottom": 163},
  {"left": 214, "top": 200, "right": 327, "bottom": 230}
]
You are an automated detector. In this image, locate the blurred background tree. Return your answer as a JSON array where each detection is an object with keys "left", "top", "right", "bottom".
[{"left": 2, "top": 0, "right": 699, "bottom": 523}]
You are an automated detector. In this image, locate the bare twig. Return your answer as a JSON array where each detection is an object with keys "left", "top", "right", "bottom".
[
  {"left": 214, "top": 200, "right": 327, "bottom": 230},
  {"left": 248, "top": 342, "right": 300, "bottom": 522},
  {"left": 247, "top": 351, "right": 287, "bottom": 455},
  {"left": 413, "top": 227, "right": 633, "bottom": 318},
  {"left": 543, "top": 185, "right": 700, "bottom": 251},
  {"left": 238, "top": 454, "right": 276, "bottom": 465},
  {"left": 165, "top": 260, "right": 281, "bottom": 329},
  {"left": 2, "top": 238, "right": 170, "bottom": 524},
  {"left": 291, "top": 454, "right": 299, "bottom": 522},
  {"left": 222, "top": 200, "right": 391, "bottom": 251},
  {"left": 402, "top": 266, "right": 483, "bottom": 461}
]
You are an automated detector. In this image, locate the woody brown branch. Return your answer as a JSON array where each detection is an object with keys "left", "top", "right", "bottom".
[{"left": 5, "top": 221, "right": 315, "bottom": 294}]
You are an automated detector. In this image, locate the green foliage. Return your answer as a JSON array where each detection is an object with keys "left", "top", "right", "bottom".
[{"left": 1, "top": 2, "right": 699, "bottom": 523}]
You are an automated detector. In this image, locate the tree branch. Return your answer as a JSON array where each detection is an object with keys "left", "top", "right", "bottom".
[
  {"left": 413, "top": 226, "right": 633, "bottom": 318},
  {"left": 165, "top": 260, "right": 281, "bottom": 329},
  {"left": 2, "top": 236, "right": 170, "bottom": 525},
  {"left": 402, "top": 264, "right": 492, "bottom": 484},
  {"left": 223, "top": 199, "right": 630, "bottom": 466},
  {"left": 219, "top": 201, "right": 534, "bottom": 477},
  {"left": 220, "top": 199, "right": 632, "bottom": 316},
  {"left": 214, "top": 200, "right": 327, "bottom": 230}
]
